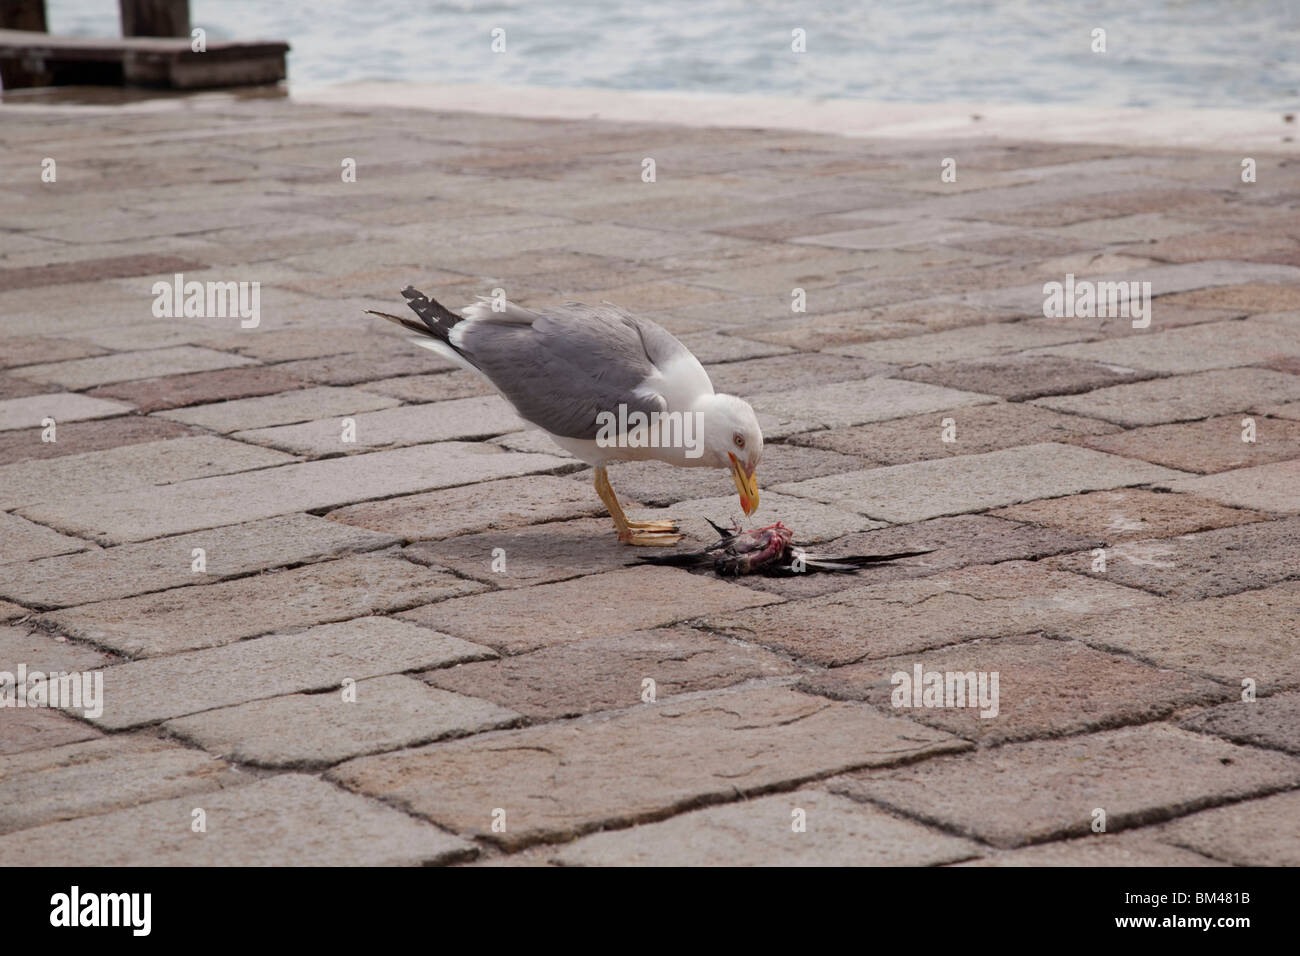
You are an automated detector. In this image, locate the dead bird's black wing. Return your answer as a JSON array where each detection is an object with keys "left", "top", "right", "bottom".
[
  {"left": 768, "top": 547, "right": 936, "bottom": 576},
  {"left": 633, "top": 519, "right": 739, "bottom": 567}
]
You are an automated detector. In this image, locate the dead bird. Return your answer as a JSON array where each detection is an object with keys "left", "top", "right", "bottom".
[{"left": 636, "top": 519, "right": 933, "bottom": 577}]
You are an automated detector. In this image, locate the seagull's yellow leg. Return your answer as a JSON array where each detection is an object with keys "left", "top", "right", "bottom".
[{"left": 594, "top": 466, "right": 682, "bottom": 546}]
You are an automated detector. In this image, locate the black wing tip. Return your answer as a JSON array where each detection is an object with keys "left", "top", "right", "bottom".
[
  {"left": 824, "top": 548, "right": 937, "bottom": 566},
  {"left": 633, "top": 554, "right": 700, "bottom": 567},
  {"left": 704, "top": 518, "right": 734, "bottom": 538},
  {"left": 887, "top": 548, "right": 937, "bottom": 559},
  {"left": 400, "top": 285, "right": 464, "bottom": 332}
]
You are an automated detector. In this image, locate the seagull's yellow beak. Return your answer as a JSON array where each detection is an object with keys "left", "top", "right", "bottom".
[{"left": 729, "top": 453, "right": 759, "bottom": 516}]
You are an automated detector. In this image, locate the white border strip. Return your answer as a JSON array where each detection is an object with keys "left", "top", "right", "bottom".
[{"left": 293, "top": 81, "right": 1299, "bottom": 152}]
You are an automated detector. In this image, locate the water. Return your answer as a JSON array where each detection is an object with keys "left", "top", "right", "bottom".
[{"left": 46, "top": 0, "right": 1300, "bottom": 109}]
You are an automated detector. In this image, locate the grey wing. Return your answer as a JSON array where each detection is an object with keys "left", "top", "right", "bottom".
[{"left": 454, "top": 303, "right": 682, "bottom": 439}]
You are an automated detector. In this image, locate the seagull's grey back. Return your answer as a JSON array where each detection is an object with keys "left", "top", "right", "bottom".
[{"left": 453, "top": 301, "right": 697, "bottom": 440}]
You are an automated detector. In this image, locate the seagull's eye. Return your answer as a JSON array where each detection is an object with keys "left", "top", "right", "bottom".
[{"left": 734, "top": 433, "right": 745, "bottom": 449}]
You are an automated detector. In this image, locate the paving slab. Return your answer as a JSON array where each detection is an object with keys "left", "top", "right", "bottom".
[
  {"left": 16, "top": 443, "right": 572, "bottom": 543},
  {"left": 275, "top": 349, "right": 470, "bottom": 386},
  {"left": 15, "top": 346, "right": 255, "bottom": 390},
  {"left": 1060, "top": 581, "right": 1300, "bottom": 692},
  {"left": 0, "top": 735, "right": 242, "bottom": 835},
  {"left": 492, "top": 428, "right": 579, "bottom": 456},
  {"left": 958, "top": 835, "right": 1225, "bottom": 867},
  {"left": 155, "top": 384, "right": 402, "bottom": 433},
  {"left": 704, "top": 352, "right": 886, "bottom": 396},
  {"left": 423, "top": 626, "right": 794, "bottom": 720},
  {"left": 84, "top": 616, "right": 497, "bottom": 730},
  {"left": 196, "top": 327, "right": 366, "bottom": 369},
  {"left": 326, "top": 474, "right": 600, "bottom": 540},
  {"left": 1127, "top": 229, "right": 1300, "bottom": 265},
  {"left": 1034, "top": 368, "right": 1300, "bottom": 426},
  {"left": 86, "top": 365, "right": 309, "bottom": 413},
  {"left": 1263, "top": 354, "right": 1300, "bottom": 376},
  {"left": 232, "top": 395, "right": 525, "bottom": 456},
  {"left": 990, "top": 487, "right": 1268, "bottom": 542},
  {"left": 69, "top": 318, "right": 259, "bottom": 352},
  {"left": 402, "top": 565, "right": 780, "bottom": 654},
  {"left": 329, "top": 686, "right": 967, "bottom": 850},
  {"left": 629, "top": 489, "right": 883, "bottom": 545},
  {"left": 0, "top": 414, "right": 198, "bottom": 464},
  {"left": 798, "top": 634, "right": 1227, "bottom": 745},
  {"left": 678, "top": 330, "right": 793, "bottom": 364},
  {"left": 405, "top": 517, "right": 638, "bottom": 588},
  {"left": 0, "top": 708, "right": 103, "bottom": 757},
  {"left": 831, "top": 723, "right": 1300, "bottom": 848},
  {"left": 0, "top": 602, "right": 27, "bottom": 622},
  {"left": 1263, "top": 400, "right": 1300, "bottom": 421},
  {"left": 0, "top": 392, "right": 133, "bottom": 431},
  {"left": 1168, "top": 460, "right": 1300, "bottom": 513},
  {"left": 953, "top": 261, "right": 1300, "bottom": 316},
  {"left": 896, "top": 355, "right": 1154, "bottom": 401},
  {"left": 707, "top": 560, "right": 1155, "bottom": 666},
  {"left": 1182, "top": 691, "right": 1300, "bottom": 756},
  {"left": 683, "top": 251, "right": 891, "bottom": 296},
  {"left": 793, "top": 218, "right": 1020, "bottom": 252},
  {"left": 789, "top": 402, "right": 1121, "bottom": 465},
  {"left": 556, "top": 789, "right": 982, "bottom": 866},
  {"left": 0, "top": 512, "right": 92, "bottom": 566},
  {"left": 4, "top": 774, "right": 475, "bottom": 867},
  {"left": 1030, "top": 316, "right": 1300, "bottom": 373},
  {"left": 44, "top": 553, "right": 486, "bottom": 658},
  {"left": 1046, "top": 517, "right": 1300, "bottom": 599},
  {"left": 825, "top": 322, "right": 1092, "bottom": 364},
  {"left": 165, "top": 674, "right": 521, "bottom": 770},
  {"left": 568, "top": 443, "right": 866, "bottom": 506},
  {"left": 733, "top": 297, "right": 1017, "bottom": 350},
  {"left": 1073, "top": 414, "right": 1300, "bottom": 474},
  {"left": 1159, "top": 282, "right": 1300, "bottom": 313},
  {"left": 1155, "top": 791, "right": 1300, "bottom": 867},
  {"left": 775, "top": 443, "right": 1186, "bottom": 523},
  {"left": 0, "top": 374, "right": 43, "bottom": 401},
  {"left": 1035, "top": 306, "right": 1245, "bottom": 338},
  {"left": 747, "top": 377, "right": 997, "bottom": 430},
  {"left": 353, "top": 370, "right": 495, "bottom": 403},
  {"left": 731, "top": 514, "right": 1103, "bottom": 600},
  {"left": 0, "top": 335, "right": 107, "bottom": 369},
  {"left": 732, "top": 309, "right": 924, "bottom": 351},
  {"left": 0, "top": 514, "right": 396, "bottom": 609},
  {"left": 0, "top": 435, "right": 294, "bottom": 511},
  {"left": 0, "top": 623, "right": 118, "bottom": 674}
]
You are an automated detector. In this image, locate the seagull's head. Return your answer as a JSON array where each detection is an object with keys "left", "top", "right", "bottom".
[{"left": 702, "top": 393, "right": 763, "bottom": 516}]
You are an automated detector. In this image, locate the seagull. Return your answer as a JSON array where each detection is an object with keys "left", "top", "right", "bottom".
[{"left": 366, "top": 287, "right": 763, "bottom": 546}]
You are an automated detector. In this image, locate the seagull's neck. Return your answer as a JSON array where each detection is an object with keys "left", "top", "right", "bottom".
[
  {"left": 689, "top": 391, "right": 720, "bottom": 414},
  {"left": 687, "top": 392, "right": 734, "bottom": 470}
]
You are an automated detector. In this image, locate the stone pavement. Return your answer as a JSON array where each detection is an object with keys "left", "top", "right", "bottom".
[{"left": 1, "top": 92, "right": 1298, "bottom": 866}]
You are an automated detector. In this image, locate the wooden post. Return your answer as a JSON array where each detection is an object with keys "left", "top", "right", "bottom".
[
  {"left": 0, "top": 0, "right": 51, "bottom": 88},
  {"left": 118, "top": 0, "right": 189, "bottom": 38}
]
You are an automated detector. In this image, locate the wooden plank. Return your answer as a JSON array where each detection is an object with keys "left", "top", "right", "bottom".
[
  {"left": 0, "top": 29, "right": 288, "bottom": 89},
  {"left": 0, "top": 0, "right": 50, "bottom": 87},
  {"left": 119, "top": 0, "right": 190, "bottom": 38},
  {"left": 0, "top": 29, "right": 286, "bottom": 55}
]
